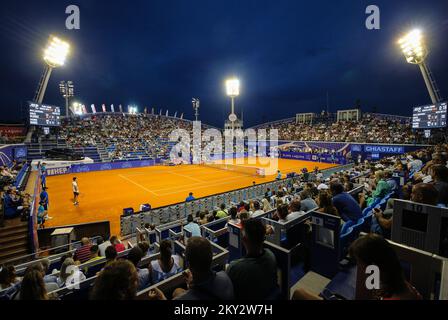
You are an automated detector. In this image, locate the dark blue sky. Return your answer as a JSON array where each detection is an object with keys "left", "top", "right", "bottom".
[{"left": 1, "top": 0, "right": 447, "bottom": 127}]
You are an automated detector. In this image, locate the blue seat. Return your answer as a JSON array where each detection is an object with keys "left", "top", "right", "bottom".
[
  {"left": 352, "top": 217, "right": 365, "bottom": 237},
  {"left": 339, "top": 227, "right": 354, "bottom": 260},
  {"left": 340, "top": 221, "right": 354, "bottom": 235}
]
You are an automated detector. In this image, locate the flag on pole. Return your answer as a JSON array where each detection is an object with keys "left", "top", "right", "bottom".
[
  {"left": 174, "top": 111, "right": 178, "bottom": 118},
  {"left": 159, "top": 109, "right": 162, "bottom": 116},
  {"left": 91, "top": 104, "right": 96, "bottom": 114},
  {"left": 82, "top": 105, "right": 87, "bottom": 114},
  {"left": 180, "top": 113, "right": 184, "bottom": 119},
  {"left": 166, "top": 110, "right": 169, "bottom": 117},
  {"left": 144, "top": 107, "right": 147, "bottom": 114},
  {"left": 111, "top": 104, "right": 115, "bottom": 113},
  {"left": 151, "top": 108, "right": 155, "bottom": 115},
  {"left": 119, "top": 104, "right": 123, "bottom": 113},
  {"left": 102, "top": 104, "right": 106, "bottom": 113}
]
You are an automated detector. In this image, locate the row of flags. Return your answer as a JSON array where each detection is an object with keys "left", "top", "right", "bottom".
[{"left": 71, "top": 104, "right": 183, "bottom": 119}]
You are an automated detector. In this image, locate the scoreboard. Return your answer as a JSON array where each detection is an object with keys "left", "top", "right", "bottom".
[
  {"left": 412, "top": 102, "right": 447, "bottom": 129},
  {"left": 29, "top": 102, "right": 61, "bottom": 126}
]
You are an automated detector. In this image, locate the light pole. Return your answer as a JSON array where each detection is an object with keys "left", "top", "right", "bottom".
[
  {"left": 192, "top": 98, "right": 200, "bottom": 121},
  {"left": 59, "top": 80, "right": 74, "bottom": 117},
  {"left": 34, "top": 36, "right": 70, "bottom": 105},
  {"left": 226, "top": 78, "right": 240, "bottom": 133},
  {"left": 398, "top": 29, "right": 442, "bottom": 104}
]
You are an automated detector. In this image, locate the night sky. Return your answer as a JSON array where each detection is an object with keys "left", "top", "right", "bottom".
[{"left": 1, "top": 0, "right": 447, "bottom": 127}]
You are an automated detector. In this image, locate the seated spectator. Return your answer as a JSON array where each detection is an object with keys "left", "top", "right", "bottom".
[
  {"left": 110, "top": 236, "right": 125, "bottom": 253},
  {"left": 316, "top": 191, "right": 339, "bottom": 217},
  {"left": 330, "top": 180, "right": 362, "bottom": 222},
  {"left": 299, "top": 190, "right": 318, "bottom": 212},
  {"left": 97, "top": 236, "right": 111, "bottom": 257},
  {"left": 149, "top": 240, "right": 182, "bottom": 283},
  {"left": 40, "top": 259, "right": 58, "bottom": 284},
  {"left": 0, "top": 265, "right": 21, "bottom": 290},
  {"left": 275, "top": 204, "right": 289, "bottom": 223},
  {"left": 74, "top": 237, "right": 92, "bottom": 263},
  {"left": 104, "top": 246, "right": 118, "bottom": 266},
  {"left": 385, "top": 171, "right": 398, "bottom": 194},
  {"left": 367, "top": 170, "right": 391, "bottom": 206},
  {"left": 227, "top": 219, "right": 278, "bottom": 300},
  {"left": 17, "top": 265, "right": 50, "bottom": 300},
  {"left": 216, "top": 203, "right": 228, "bottom": 219},
  {"left": 138, "top": 241, "right": 151, "bottom": 256},
  {"left": 431, "top": 165, "right": 448, "bottom": 206},
  {"left": 287, "top": 200, "right": 306, "bottom": 221},
  {"left": 86, "top": 245, "right": 102, "bottom": 264},
  {"left": 228, "top": 207, "right": 240, "bottom": 224},
  {"left": 262, "top": 198, "right": 272, "bottom": 212},
  {"left": 90, "top": 260, "right": 138, "bottom": 300},
  {"left": 198, "top": 211, "right": 208, "bottom": 225},
  {"left": 57, "top": 258, "right": 86, "bottom": 288},
  {"left": 252, "top": 201, "right": 264, "bottom": 217},
  {"left": 149, "top": 237, "right": 234, "bottom": 300},
  {"left": 183, "top": 214, "right": 201, "bottom": 237},
  {"left": 293, "top": 234, "right": 422, "bottom": 300},
  {"left": 127, "top": 247, "right": 151, "bottom": 290}
]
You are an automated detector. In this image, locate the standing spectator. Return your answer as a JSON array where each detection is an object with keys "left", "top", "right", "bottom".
[
  {"left": 186, "top": 192, "right": 195, "bottom": 202},
  {"left": 431, "top": 165, "right": 448, "bottom": 206},
  {"left": 227, "top": 219, "right": 278, "bottom": 300}
]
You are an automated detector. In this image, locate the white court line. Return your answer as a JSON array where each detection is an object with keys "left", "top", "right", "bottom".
[
  {"left": 151, "top": 175, "right": 246, "bottom": 193},
  {"left": 118, "top": 174, "right": 159, "bottom": 196},
  {"left": 157, "top": 175, "right": 269, "bottom": 196},
  {"left": 167, "top": 171, "right": 204, "bottom": 183}
]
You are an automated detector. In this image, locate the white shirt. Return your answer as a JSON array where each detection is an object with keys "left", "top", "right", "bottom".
[{"left": 72, "top": 181, "right": 79, "bottom": 193}]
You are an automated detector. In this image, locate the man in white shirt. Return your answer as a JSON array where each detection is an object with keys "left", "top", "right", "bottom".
[
  {"left": 286, "top": 200, "right": 306, "bottom": 221},
  {"left": 72, "top": 177, "right": 80, "bottom": 206}
]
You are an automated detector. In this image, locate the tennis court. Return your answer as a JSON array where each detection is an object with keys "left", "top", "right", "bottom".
[{"left": 45, "top": 158, "right": 338, "bottom": 236}]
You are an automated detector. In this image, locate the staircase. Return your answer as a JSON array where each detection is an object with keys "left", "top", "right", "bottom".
[
  {"left": 0, "top": 219, "right": 29, "bottom": 264},
  {"left": 97, "top": 144, "right": 110, "bottom": 162}
]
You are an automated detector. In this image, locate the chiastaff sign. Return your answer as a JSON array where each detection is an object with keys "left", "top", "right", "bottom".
[{"left": 364, "top": 145, "right": 405, "bottom": 154}]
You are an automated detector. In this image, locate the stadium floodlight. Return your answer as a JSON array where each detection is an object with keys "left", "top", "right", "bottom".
[
  {"left": 59, "top": 80, "right": 74, "bottom": 117},
  {"left": 225, "top": 78, "right": 240, "bottom": 133},
  {"left": 34, "top": 35, "right": 71, "bottom": 105},
  {"left": 192, "top": 98, "right": 200, "bottom": 121},
  {"left": 398, "top": 29, "right": 442, "bottom": 104},
  {"left": 72, "top": 101, "right": 83, "bottom": 116},
  {"left": 43, "top": 36, "right": 70, "bottom": 68},
  {"left": 226, "top": 78, "right": 240, "bottom": 97},
  {"left": 129, "top": 106, "right": 138, "bottom": 115}
]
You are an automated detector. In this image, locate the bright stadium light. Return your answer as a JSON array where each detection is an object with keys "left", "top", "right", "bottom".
[
  {"left": 225, "top": 78, "right": 240, "bottom": 133},
  {"left": 397, "top": 29, "right": 442, "bottom": 104},
  {"left": 226, "top": 78, "right": 240, "bottom": 97},
  {"left": 129, "top": 106, "right": 138, "bottom": 114},
  {"left": 33, "top": 35, "right": 71, "bottom": 105},
  {"left": 43, "top": 36, "right": 70, "bottom": 68}
]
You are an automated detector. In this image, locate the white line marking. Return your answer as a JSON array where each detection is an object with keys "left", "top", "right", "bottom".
[{"left": 118, "top": 174, "right": 159, "bottom": 196}]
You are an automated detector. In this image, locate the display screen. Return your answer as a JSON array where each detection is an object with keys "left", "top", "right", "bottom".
[
  {"left": 412, "top": 102, "right": 447, "bottom": 129},
  {"left": 402, "top": 210, "right": 428, "bottom": 233},
  {"left": 29, "top": 102, "right": 61, "bottom": 126}
]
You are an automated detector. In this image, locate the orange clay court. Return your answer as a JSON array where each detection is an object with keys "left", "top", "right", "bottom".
[{"left": 44, "top": 158, "right": 338, "bottom": 236}]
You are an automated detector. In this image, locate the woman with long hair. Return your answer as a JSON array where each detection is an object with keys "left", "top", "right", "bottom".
[
  {"left": 316, "top": 191, "right": 339, "bottom": 217},
  {"left": 19, "top": 266, "right": 48, "bottom": 300}
]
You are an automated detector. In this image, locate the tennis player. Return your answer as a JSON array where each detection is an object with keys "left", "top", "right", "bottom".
[{"left": 72, "top": 177, "right": 80, "bottom": 206}]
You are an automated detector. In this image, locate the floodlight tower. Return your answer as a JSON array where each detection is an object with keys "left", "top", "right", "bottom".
[
  {"left": 59, "top": 80, "right": 74, "bottom": 117},
  {"left": 398, "top": 29, "right": 442, "bottom": 104},
  {"left": 192, "top": 98, "right": 200, "bottom": 121},
  {"left": 225, "top": 78, "right": 240, "bottom": 133},
  {"left": 34, "top": 36, "right": 70, "bottom": 105}
]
